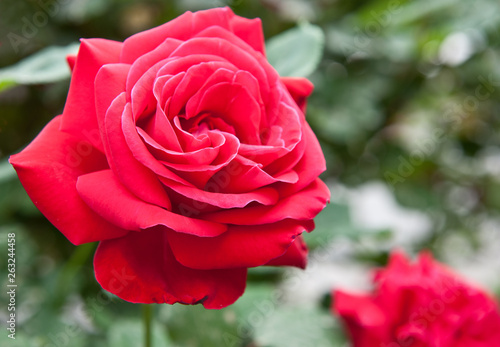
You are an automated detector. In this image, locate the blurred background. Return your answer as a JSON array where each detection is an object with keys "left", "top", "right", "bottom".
[{"left": 1, "top": 0, "right": 500, "bottom": 346}]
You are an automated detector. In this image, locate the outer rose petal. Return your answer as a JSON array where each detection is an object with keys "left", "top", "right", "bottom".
[
  {"left": 280, "top": 77, "right": 314, "bottom": 113},
  {"left": 60, "top": 39, "right": 122, "bottom": 151},
  {"left": 94, "top": 228, "right": 247, "bottom": 309},
  {"left": 168, "top": 219, "right": 314, "bottom": 270},
  {"left": 66, "top": 55, "right": 76, "bottom": 72},
  {"left": 121, "top": 7, "right": 264, "bottom": 63},
  {"left": 94, "top": 63, "right": 131, "bottom": 156},
  {"left": 76, "top": 169, "right": 226, "bottom": 237},
  {"left": 227, "top": 11, "right": 265, "bottom": 55},
  {"left": 9, "top": 116, "right": 128, "bottom": 245},
  {"left": 265, "top": 235, "right": 308, "bottom": 269},
  {"left": 277, "top": 122, "right": 328, "bottom": 198},
  {"left": 200, "top": 178, "right": 330, "bottom": 225}
]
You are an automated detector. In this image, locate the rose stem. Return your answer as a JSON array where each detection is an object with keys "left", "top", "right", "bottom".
[{"left": 142, "top": 304, "right": 153, "bottom": 347}]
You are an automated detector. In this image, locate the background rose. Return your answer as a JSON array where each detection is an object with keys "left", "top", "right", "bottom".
[
  {"left": 333, "top": 251, "right": 500, "bottom": 347},
  {"left": 9, "top": 7, "right": 330, "bottom": 309}
]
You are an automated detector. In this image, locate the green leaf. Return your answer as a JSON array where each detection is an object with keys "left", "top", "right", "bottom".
[
  {"left": 108, "top": 319, "right": 171, "bottom": 347},
  {"left": 0, "top": 43, "right": 80, "bottom": 92},
  {"left": 266, "top": 23, "right": 325, "bottom": 78}
]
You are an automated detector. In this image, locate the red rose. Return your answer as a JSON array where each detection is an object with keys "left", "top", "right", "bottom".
[
  {"left": 333, "top": 251, "right": 500, "bottom": 346},
  {"left": 10, "top": 7, "right": 330, "bottom": 308}
]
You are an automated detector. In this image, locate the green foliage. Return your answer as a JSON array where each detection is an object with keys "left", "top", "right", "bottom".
[
  {"left": 266, "top": 23, "right": 325, "bottom": 77},
  {"left": 0, "top": 43, "right": 79, "bottom": 92}
]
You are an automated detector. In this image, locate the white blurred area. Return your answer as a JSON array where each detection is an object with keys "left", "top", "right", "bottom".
[
  {"left": 438, "top": 32, "right": 475, "bottom": 66},
  {"left": 346, "top": 182, "right": 433, "bottom": 245},
  {"left": 441, "top": 218, "right": 500, "bottom": 291}
]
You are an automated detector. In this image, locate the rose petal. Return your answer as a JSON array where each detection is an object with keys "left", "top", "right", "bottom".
[
  {"left": 9, "top": 116, "right": 128, "bottom": 245},
  {"left": 126, "top": 38, "right": 183, "bottom": 98},
  {"left": 60, "top": 39, "right": 122, "bottom": 151},
  {"left": 141, "top": 103, "right": 183, "bottom": 152},
  {"left": 76, "top": 169, "right": 226, "bottom": 237},
  {"left": 333, "top": 290, "right": 387, "bottom": 345},
  {"left": 168, "top": 219, "right": 314, "bottom": 269},
  {"left": 201, "top": 178, "right": 329, "bottom": 225},
  {"left": 170, "top": 114, "right": 213, "bottom": 153},
  {"left": 94, "top": 228, "right": 247, "bottom": 308},
  {"left": 192, "top": 24, "right": 275, "bottom": 99},
  {"left": 161, "top": 176, "right": 279, "bottom": 209},
  {"left": 66, "top": 55, "right": 76, "bottom": 72},
  {"left": 121, "top": 7, "right": 263, "bottom": 62},
  {"left": 265, "top": 235, "right": 308, "bottom": 269},
  {"left": 167, "top": 62, "right": 237, "bottom": 118},
  {"left": 95, "top": 63, "right": 131, "bottom": 158},
  {"left": 229, "top": 13, "right": 266, "bottom": 55},
  {"left": 129, "top": 59, "right": 168, "bottom": 119},
  {"left": 195, "top": 18, "right": 265, "bottom": 57},
  {"left": 104, "top": 93, "right": 172, "bottom": 209},
  {"left": 334, "top": 290, "right": 387, "bottom": 326},
  {"left": 233, "top": 70, "right": 266, "bottom": 123},
  {"left": 207, "top": 154, "right": 296, "bottom": 193},
  {"left": 121, "top": 101, "right": 195, "bottom": 187},
  {"left": 138, "top": 126, "right": 220, "bottom": 166},
  {"left": 141, "top": 129, "right": 239, "bottom": 188},
  {"left": 276, "top": 122, "right": 328, "bottom": 198},
  {"left": 280, "top": 77, "right": 314, "bottom": 113},
  {"left": 160, "top": 132, "right": 239, "bottom": 187},
  {"left": 186, "top": 82, "right": 262, "bottom": 144},
  {"left": 184, "top": 68, "right": 236, "bottom": 119},
  {"left": 170, "top": 37, "right": 272, "bottom": 100},
  {"left": 238, "top": 101, "right": 302, "bottom": 166},
  {"left": 129, "top": 54, "right": 229, "bottom": 120}
]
